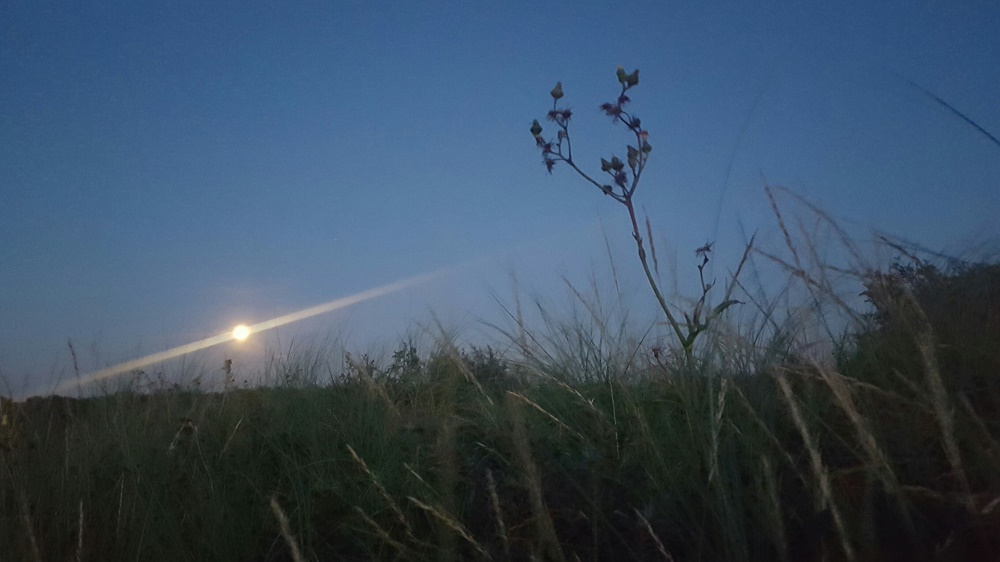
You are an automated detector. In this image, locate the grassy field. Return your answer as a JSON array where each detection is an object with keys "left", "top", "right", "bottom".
[{"left": 2, "top": 247, "right": 999, "bottom": 561}]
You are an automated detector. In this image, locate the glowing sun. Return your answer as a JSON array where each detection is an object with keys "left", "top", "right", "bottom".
[{"left": 232, "top": 324, "right": 251, "bottom": 341}]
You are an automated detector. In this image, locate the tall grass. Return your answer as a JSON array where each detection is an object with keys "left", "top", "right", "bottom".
[{"left": 2, "top": 207, "right": 999, "bottom": 560}]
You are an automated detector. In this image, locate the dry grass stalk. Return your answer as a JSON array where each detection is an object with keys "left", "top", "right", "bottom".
[
  {"left": 899, "top": 284, "right": 974, "bottom": 510},
  {"left": 346, "top": 444, "right": 414, "bottom": 538},
  {"left": 765, "top": 186, "right": 802, "bottom": 272},
  {"left": 767, "top": 184, "right": 874, "bottom": 299},
  {"left": 774, "top": 373, "right": 855, "bottom": 561},
  {"left": 511, "top": 272, "right": 530, "bottom": 355},
  {"left": 434, "top": 404, "right": 459, "bottom": 559},
  {"left": 345, "top": 353, "right": 401, "bottom": 420},
  {"left": 507, "top": 394, "right": 566, "bottom": 562},
  {"left": 19, "top": 489, "right": 42, "bottom": 562},
  {"left": 633, "top": 507, "right": 675, "bottom": 561},
  {"left": 729, "top": 385, "right": 808, "bottom": 485},
  {"left": 269, "top": 496, "right": 304, "bottom": 562},
  {"left": 759, "top": 186, "right": 864, "bottom": 324},
  {"left": 435, "top": 334, "right": 494, "bottom": 406},
  {"left": 560, "top": 275, "right": 614, "bottom": 347},
  {"left": 506, "top": 391, "right": 585, "bottom": 442},
  {"left": 486, "top": 469, "right": 511, "bottom": 561},
  {"left": 218, "top": 416, "right": 244, "bottom": 460},
  {"left": 76, "top": 498, "right": 84, "bottom": 562},
  {"left": 814, "top": 364, "right": 898, "bottom": 493},
  {"left": 64, "top": 425, "right": 70, "bottom": 485},
  {"left": 407, "top": 496, "right": 493, "bottom": 560},
  {"left": 532, "top": 368, "right": 603, "bottom": 417},
  {"left": 645, "top": 214, "right": 660, "bottom": 277},
  {"left": 794, "top": 365, "right": 924, "bottom": 410},
  {"left": 755, "top": 247, "right": 860, "bottom": 323},
  {"left": 354, "top": 506, "right": 412, "bottom": 555},
  {"left": 980, "top": 495, "right": 1000, "bottom": 515},
  {"left": 889, "top": 367, "right": 924, "bottom": 397},
  {"left": 68, "top": 339, "right": 83, "bottom": 397},
  {"left": 707, "top": 378, "right": 730, "bottom": 484},
  {"left": 625, "top": 396, "right": 671, "bottom": 476},
  {"left": 404, "top": 462, "right": 435, "bottom": 493},
  {"left": 958, "top": 394, "right": 1000, "bottom": 465},
  {"left": 815, "top": 362, "right": 919, "bottom": 539},
  {"left": 759, "top": 455, "right": 789, "bottom": 562},
  {"left": 115, "top": 471, "right": 125, "bottom": 540},
  {"left": 571, "top": 271, "right": 606, "bottom": 317}
]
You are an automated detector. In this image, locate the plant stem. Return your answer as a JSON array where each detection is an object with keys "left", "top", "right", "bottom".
[{"left": 624, "top": 197, "right": 691, "bottom": 362}]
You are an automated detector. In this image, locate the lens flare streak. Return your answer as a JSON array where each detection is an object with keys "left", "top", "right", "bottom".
[{"left": 51, "top": 268, "right": 449, "bottom": 395}]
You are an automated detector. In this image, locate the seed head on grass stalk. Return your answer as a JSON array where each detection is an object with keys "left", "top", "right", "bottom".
[
  {"left": 270, "top": 496, "right": 304, "bottom": 562},
  {"left": 531, "top": 68, "right": 748, "bottom": 363}
]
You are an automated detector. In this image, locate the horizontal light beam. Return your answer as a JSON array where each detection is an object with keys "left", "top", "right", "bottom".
[{"left": 50, "top": 267, "right": 450, "bottom": 396}]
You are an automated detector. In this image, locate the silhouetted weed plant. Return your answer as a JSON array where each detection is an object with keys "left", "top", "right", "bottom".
[{"left": 531, "top": 67, "right": 751, "bottom": 363}]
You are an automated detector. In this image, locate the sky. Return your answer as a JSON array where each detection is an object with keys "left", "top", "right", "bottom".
[{"left": 2, "top": 1, "right": 999, "bottom": 395}]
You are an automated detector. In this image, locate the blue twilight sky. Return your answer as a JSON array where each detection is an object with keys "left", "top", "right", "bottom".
[{"left": 2, "top": 1, "right": 999, "bottom": 393}]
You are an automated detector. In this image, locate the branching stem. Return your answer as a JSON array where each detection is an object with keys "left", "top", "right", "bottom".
[{"left": 532, "top": 68, "right": 748, "bottom": 364}]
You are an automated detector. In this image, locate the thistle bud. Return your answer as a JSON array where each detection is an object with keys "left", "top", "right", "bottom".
[
  {"left": 616, "top": 66, "right": 627, "bottom": 84},
  {"left": 530, "top": 119, "right": 543, "bottom": 137},
  {"left": 550, "top": 81, "right": 564, "bottom": 100},
  {"left": 625, "top": 69, "right": 639, "bottom": 87}
]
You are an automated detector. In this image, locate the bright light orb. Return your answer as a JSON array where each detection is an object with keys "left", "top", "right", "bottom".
[{"left": 232, "top": 324, "right": 251, "bottom": 341}]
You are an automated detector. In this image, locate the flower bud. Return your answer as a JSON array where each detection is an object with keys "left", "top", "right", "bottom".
[{"left": 550, "top": 82, "right": 564, "bottom": 100}]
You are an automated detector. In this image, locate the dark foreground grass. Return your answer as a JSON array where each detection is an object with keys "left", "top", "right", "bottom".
[{"left": 3, "top": 259, "right": 999, "bottom": 561}]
